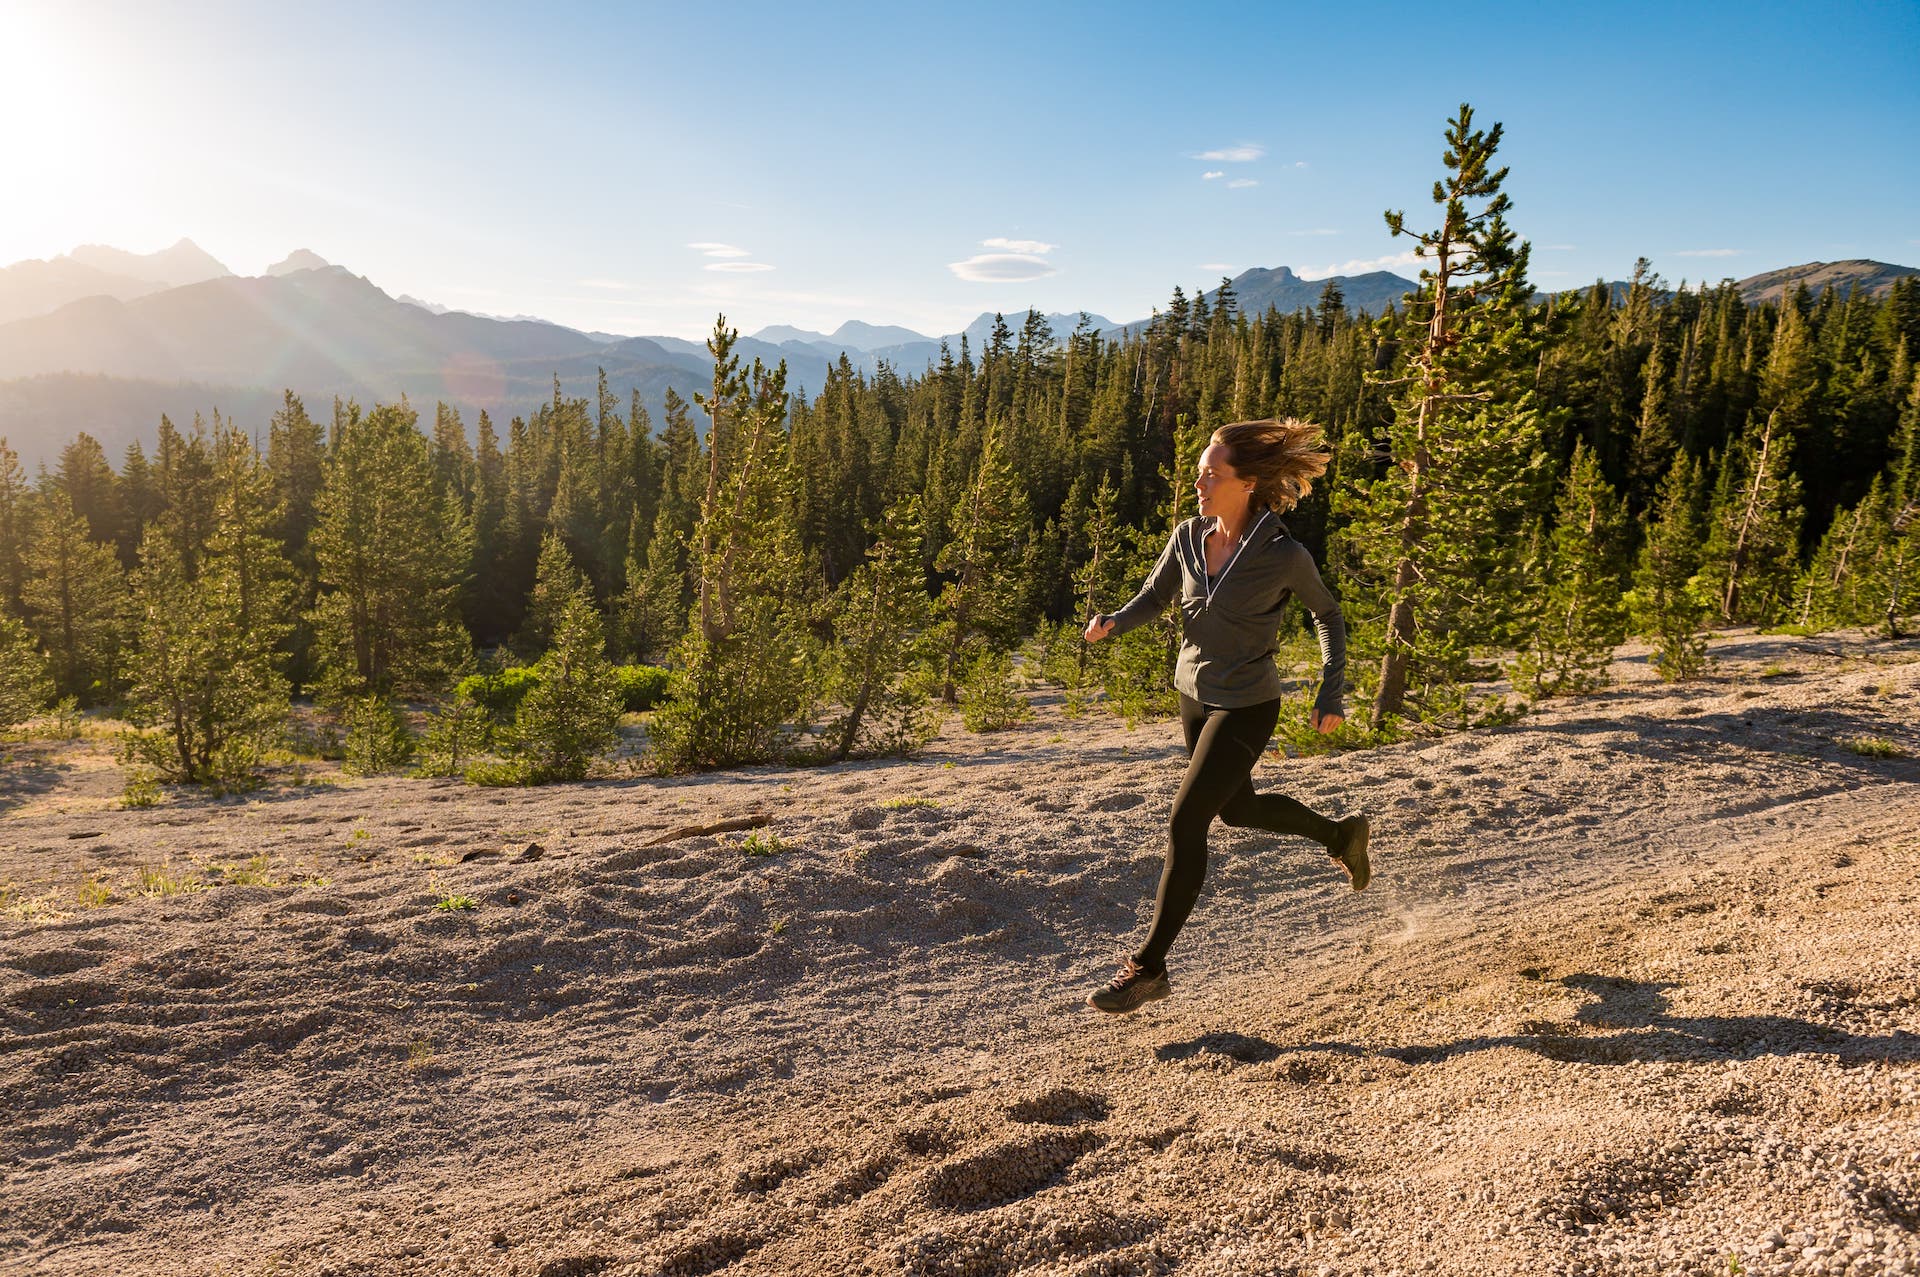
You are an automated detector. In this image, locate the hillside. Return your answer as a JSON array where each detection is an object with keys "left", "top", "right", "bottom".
[{"left": 2, "top": 629, "right": 1917, "bottom": 1275}]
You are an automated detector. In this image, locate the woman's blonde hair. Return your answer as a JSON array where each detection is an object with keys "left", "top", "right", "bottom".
[{"left": 1209, "top": 418, "right": 1331, "bottom": 514}]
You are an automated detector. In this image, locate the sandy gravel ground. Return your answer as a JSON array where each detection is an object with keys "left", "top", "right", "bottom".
[{"left": 3, "top": 629, "right": 1918, "bottom": 1277}]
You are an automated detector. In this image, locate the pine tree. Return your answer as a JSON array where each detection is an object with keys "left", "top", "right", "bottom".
[
  {"left": 22, "top": 491, "right": 126, "bottom": 704},
  {"left": 0, "top": 436, "right": 30, "bottom": 616},
  {"left": 617, "top": 390, "right": 701, "bottom": 661},
  {"left": 122, "top": 529, "right": 289, "bottom": 786},
  {"left": 1795, "top": 481, "right": 1886, "bottom": 629},
  {"left": 0, "top": 612, "right": 53, "bottom": 730},
  {"left": 121, "top": 426, "right": 293, "bottom": 785},
  {"left": 56, "top": 433, "right": 124, "bottom": 548},
  {"left": 1628, "top": 454, "right": 1710, "bottom": 680},
  {"left": 1070, "top": 473, "right": 1131, "bottom": 686},
  {"left": 1699, "top": 410, "right": 1804, "bottom": 625},
  {"left": 823, "top": 492, "right": 937, "bottom": 759},
  {"left": 468, "top": 409, "right": 510, "bottom": 644},
  {"left": 519, "top": 530, "right": 587, "bottom": 657},
  {"left": 1334, "top": 103, "right": 1548, "bottom": 727},
  {"left": 508, "top": 539, "right": 622, "bottom": 783},
  {"left": 307, "top": 401, "right": 472, "bottom": 702},
  {"left": 932, "top": 416, "right": 1030, "bottom": 702},
  {"left": 153, "top": 413, "right": 218, "bottom": 579},
  {"left": 649, "top": 333, "right": 817, "bottom": 769},
  {"left": 1511, "top": 442, "right": 1629, "bottom": 697},
  {"left": 1874, "top": 374, "right": 1920, "bottom": 636}
]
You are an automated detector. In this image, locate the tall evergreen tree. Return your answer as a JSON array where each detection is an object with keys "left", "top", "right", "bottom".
[
  {"left": 650, "top": 340, "right": 816, "bottom": 769},
  {"left": 1511, "top": 441, "right": 1628, "bottom": 697},
  {"left": 22, "top": 491, "right": 126, "bottom": 704},
  {"left": 0, "top": 612, "right": 53, "bottom": 730},
  {"left": 1334, "top": 103, "right": 1548, "bottom": 727},
  {"left": 307, "top": 401, "right": 472, "bottom": 701},
  {"left": 0, "top": 437, "right": 30, "bottom": 617},
  {"left": 932, "top": 416, "right": 1031, "bottom": 702},
  {"left": 507, "top": 537, "right": 622, "bottom": 783},
  {"left": 823, "top": 492, "right": 937, "bottom": 759},
  {"left": 1699, "top": 410, "right": 1804, "bottom": 624},
  {"left": 1628, "top": 453, "right": 1710, "bottom": 680}
]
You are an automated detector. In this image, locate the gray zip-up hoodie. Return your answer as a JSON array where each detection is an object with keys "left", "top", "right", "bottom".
[{"left": 1099, "top": 514, "right": 1347, "bottom": 715}]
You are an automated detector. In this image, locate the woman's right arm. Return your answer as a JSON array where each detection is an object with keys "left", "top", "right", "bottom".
[{"left": 1090, "top": 528, "right": 1181, "bottom": 640}]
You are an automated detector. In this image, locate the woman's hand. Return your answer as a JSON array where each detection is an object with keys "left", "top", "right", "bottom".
[
  {"left": 1311, "top": 708, "right": 1344, "bottom": 734},
  {"left": 1083, "top": 616, "right": 1115, "bottom": 643}
]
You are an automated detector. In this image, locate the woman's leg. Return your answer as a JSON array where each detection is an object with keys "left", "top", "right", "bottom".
[
  {"left": 1216, "top": 768, "right": 1341, "bottom": 847},
  {"left": 1133, "top": 696, "right": 1281, "bottom": 973}
]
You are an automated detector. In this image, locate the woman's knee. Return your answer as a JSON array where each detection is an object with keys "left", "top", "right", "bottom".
[
  {"left": 1167, "top": 799, "right": 1212, "bottom": 847},
  {"left": 1216, "top": 789, "right": 1259, "bottom": 828}
]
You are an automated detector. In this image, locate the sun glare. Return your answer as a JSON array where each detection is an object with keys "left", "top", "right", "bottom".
[{"left": 0, "top": 8, "right": 125, "bottom": 256}]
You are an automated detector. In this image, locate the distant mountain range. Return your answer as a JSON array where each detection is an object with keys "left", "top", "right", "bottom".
[{"left": 0, "top": 240, "right": 1912, "bottom": 468}]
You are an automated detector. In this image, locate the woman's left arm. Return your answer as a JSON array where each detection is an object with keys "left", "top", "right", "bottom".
[{"left": 1280, "top": 541, "right": 1348, "bottom": 727}]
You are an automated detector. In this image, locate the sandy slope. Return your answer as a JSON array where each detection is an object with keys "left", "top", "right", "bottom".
[{"left": 2, "top": 630, "right": 1918, "bottom": 1277}]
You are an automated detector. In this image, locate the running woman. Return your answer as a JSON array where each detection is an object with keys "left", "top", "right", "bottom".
[{"left": 1081, "top": 418, "right": 1370, "bottom": 1014}]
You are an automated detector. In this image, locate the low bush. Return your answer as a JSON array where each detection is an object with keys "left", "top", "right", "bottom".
[{"left": 611, "top": 664, "right": 670, "bottom": 712}]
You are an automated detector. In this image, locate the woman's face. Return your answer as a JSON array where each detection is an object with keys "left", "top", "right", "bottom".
[{"left": 1195, "top": 441, "right": 1254, "bottom": 521}]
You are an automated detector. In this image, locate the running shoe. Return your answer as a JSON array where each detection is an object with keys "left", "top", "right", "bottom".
[
  {"left": 1329, "top": 814, "right": 1372, "bottom": 891},
  {"left": 1087, "top": 958, "right": 1171, "bottom": 1013}
]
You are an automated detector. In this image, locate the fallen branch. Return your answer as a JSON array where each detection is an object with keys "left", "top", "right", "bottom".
[{"left": 643, "top": 814, "right": 771, "bottom": 846}]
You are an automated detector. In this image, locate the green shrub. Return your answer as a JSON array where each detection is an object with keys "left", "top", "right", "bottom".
[
  {"left": 611, "top": 664, "right": 670, "bottom": 712},
  {"left": 341, "top": 695, "right": 416, "bottom": 775},
  {"left": 120, "top": 768, "right": 162, "bottom": 808},
  {"left": 456, "top": 665, "right": 542, "bottom": 719},
  {"left": 958, "top": 652, "right": 1030, "bottom": 732},
  {"left": 411, "top": 694, "right": 491, "bottom": 778}
]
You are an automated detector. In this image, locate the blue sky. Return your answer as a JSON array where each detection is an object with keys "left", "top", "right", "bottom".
[{"left": 6, "top": 0, "right": 1917, "bottom": 338}]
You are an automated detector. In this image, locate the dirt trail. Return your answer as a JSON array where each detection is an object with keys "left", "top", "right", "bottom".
[{"left": 3, "top": 631, "right": 1918, "bottom": 1276}]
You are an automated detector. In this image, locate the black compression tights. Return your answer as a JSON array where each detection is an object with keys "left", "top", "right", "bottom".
[{"left": 1132, "top": 693, "right": 1341, "bottom": 974}]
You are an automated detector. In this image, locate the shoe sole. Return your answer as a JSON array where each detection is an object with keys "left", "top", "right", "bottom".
[{"left": 1335, "top": 817, "right": 1371, "bottom": 892}]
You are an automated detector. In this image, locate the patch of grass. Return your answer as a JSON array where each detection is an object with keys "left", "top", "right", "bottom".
[
  {"left": 0, "top": 882, "right": 53, "bottom": 921},
  {"left": 134, "top": 861, "right": 204, "bottom": 898},
  {"left": 75, "top": 873, "right": 113, "bottom": 909},
  {"left": 769, "top": 916, "right": 789, "bottom": 936},
  {"left": 406, "top": 1037, "right": 434, "bottom": 1069},
  {"left": 1758, "top": 664, "right": 1793, "bottom": 679},
  {"left": 219, "top": 853, "right": 279, "bottom": 887},
  {"left": 879, "top": 797, "right": 940, "bottom": 811},
  {"left": 739, "top": 830, "right": 787, "bottom": 857},
  {"left": 347, "top": 827, "right": 370, "bottom": 843},
  {"left": 434, "top": 892, "right": 477, "bottom": 911},
  {"left": 1839, "top": 735, "right": 1909, "bottom": 759},
  {"left": 120, "top": 769, "right": 162, "bottom": 809}
]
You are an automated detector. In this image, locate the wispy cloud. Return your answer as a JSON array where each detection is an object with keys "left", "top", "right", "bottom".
[
  {"left": 1674, "top": 248, "right": 1741, "bottom": 258},
  {"left": 1287, "top": 228, "right": 1339, "bottom": 237},
  {"left": 578, "top": 278, "right": 631, "bottom": 290},
  {"left": 1227, "top": 178, "right": 1258, "bottom": 189},
  {"left": 687, "top": 241, "right": 751, "bottom": 258},
  {"left": 1201, "top": 170, "right": 1225, "bottom": 181},
  {"left": 949, "top": 253, "right": 1058, "bottom": 283},
  {"left": 982, "top": 236, "right": 1056, "bottom": 254},
  {"left": 1193, "top": 143, "right": 1264, "bottom": 162},
  {"left": 1293, "top": 161, "right": 1309, "bottom": 169},
  {"left": 1299, "top": 250, "right": 1421, "bottom": 280},
  {"left": 706, "top": 261, "right": 775, "bottom": 273}
]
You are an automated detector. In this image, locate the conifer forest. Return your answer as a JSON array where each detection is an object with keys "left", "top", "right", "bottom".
[{"left": 3, "top": 108, "right": 1917, "bottom": 782}]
